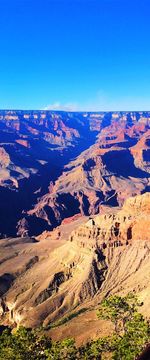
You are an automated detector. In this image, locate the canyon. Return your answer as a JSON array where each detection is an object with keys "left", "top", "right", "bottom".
[
  {"left": 0, "top": 110, "right": 149, "bottom": 237},
  {"left": 0, "top": 110, "right": 150, "bottom": 345}
]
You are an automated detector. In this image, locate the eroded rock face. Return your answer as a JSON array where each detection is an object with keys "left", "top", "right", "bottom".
[
  {"left": 0, "top": 193, "right": 149, "bottom": 328},
  {"left": 130, "top": 130, "right": 150, "bottom": 172},
  {"left": 123, "top": 192, "right": 150, "bottom": 214},
  {"left": 70, "top": 193, "right": 150, "bottom": 252}
]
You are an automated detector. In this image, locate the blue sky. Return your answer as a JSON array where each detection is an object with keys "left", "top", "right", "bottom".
[{"left": 0, "top": 0, "right": 150, "bottom": 111}]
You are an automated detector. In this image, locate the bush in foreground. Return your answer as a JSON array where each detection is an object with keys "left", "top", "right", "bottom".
[{"left": 0, "top": 294, "right": 149, "bottom": 359}]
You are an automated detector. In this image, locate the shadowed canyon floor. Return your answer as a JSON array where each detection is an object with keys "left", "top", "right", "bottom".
[{"left": 0, "top": 192, "right": 149, "bottom": 344}]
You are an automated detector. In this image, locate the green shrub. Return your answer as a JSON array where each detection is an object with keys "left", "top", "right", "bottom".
[{"left": 0, "top": 294, "right": 149, "bottom": 359}]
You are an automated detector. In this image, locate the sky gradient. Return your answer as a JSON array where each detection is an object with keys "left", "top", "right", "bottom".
[{"left": 0, "top": 0, "right": 150, "bottom": 111}]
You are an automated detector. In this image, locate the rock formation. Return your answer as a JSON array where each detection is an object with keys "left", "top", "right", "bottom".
[{"left": 0, "top": 193, "right": 149, "bottom": 341}]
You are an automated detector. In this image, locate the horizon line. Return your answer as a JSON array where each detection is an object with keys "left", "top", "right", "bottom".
[{"left": 0, "top": 109, "right": 150, "bottom": 113}]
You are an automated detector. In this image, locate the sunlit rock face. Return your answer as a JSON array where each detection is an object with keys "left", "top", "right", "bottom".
[
  {"left": 0, "top": 193, "right": 149, "bottom": 330},
  {"left": 70, "top": 192, "right": 150, "bottom": 249},
  {"left": 0, "top": 110, "right": 150, "bottom": 237}
]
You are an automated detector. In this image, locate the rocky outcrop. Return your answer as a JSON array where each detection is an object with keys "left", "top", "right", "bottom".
[
  {"left": 70, "top": 193, "right": 150, "bottom": 249},
  {"left": 130, "top": 130, "right": 150, "bottom": 172},
  {"left": 16, "top": 139, "right": 30, "bottom": 148},
  {"left": 0, "top": 147, "right": 10, "bottom": 168}
]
